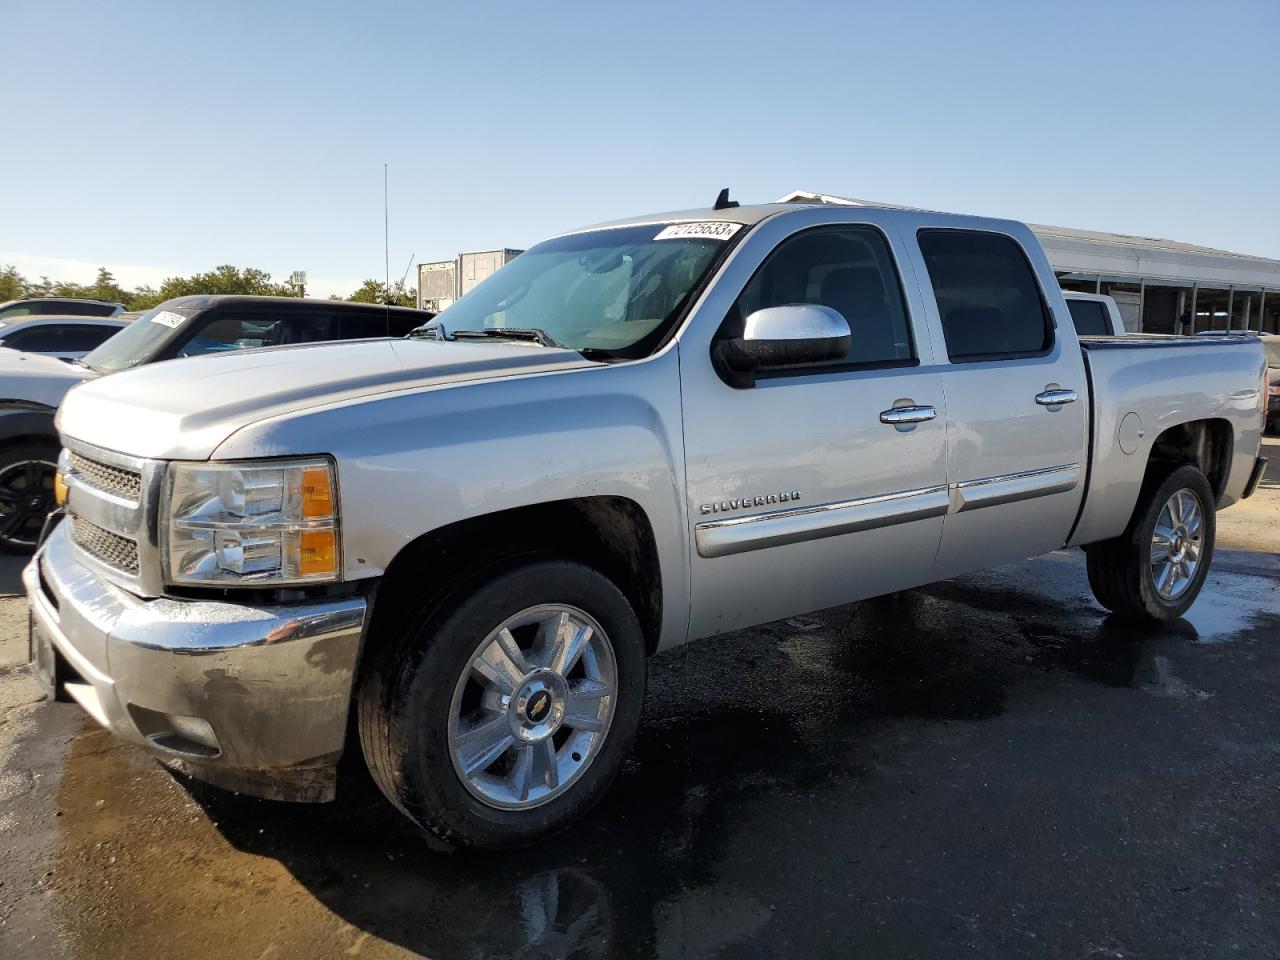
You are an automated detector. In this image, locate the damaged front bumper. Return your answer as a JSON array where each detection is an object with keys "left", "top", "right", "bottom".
[{"left": 25, "top": 521, "right": 368, "bottom": 801}]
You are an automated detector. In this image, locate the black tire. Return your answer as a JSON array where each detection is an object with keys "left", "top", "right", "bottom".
[
  {"left": 0, "top": 440, "right": 59, "bottom": 555},
  {"left": 1085, "top": 463, "right": 1216, "bottom": 622},
  {"left": 357, "top": 559, "right": 646, "bottom": 849}
]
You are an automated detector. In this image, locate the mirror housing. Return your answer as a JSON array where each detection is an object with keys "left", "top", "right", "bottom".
[{"left": 718, "top": 304, "right": 851, "bottom": 386}]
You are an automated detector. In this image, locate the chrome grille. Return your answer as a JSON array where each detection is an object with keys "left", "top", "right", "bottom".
[
  {"left": 71, "top": 516, "right": 139, "bottom": 574},
  {"left": 68, "top": 451, "right": 142, "bottom": 502}
]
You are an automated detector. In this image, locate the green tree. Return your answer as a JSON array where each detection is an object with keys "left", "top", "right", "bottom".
[
  {"left": 344, "top": 278, "right": 416, "bottom": 307},
  {"left": 157, "top": 265, "right": 293, "bottom": 299},
  {"left": 87, "top": 267, "right": 132, "bottom": 305},
  {"left": 26, "top": 276, "right": 53, "bottom": 298},
  {"left": 0, "top": 265, "right": 23, "bottom": 302},
  {"left": 128, "top": 285, "right": 159, "bottom": 310}
]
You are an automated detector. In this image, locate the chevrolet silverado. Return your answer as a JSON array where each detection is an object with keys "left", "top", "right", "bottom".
[{"left": 27, "top": 197, "right": 1268, "bottom": 848}]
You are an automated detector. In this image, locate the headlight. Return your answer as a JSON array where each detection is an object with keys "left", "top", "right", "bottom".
[{"left": 162, "top": 458, "right": 339, "bottom": 586}]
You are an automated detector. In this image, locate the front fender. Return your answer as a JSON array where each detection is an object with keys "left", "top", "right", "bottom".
[
  {"left": 213, "top": 351, "right": 691, "bottom": 649},
  {"left": 0, "top": 403, "right": 59, "bottom": 445}
]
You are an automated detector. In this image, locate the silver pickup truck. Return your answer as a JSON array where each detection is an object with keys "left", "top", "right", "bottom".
[{"left": 27, "top": 199, "right": 1269, "bottom": 849}]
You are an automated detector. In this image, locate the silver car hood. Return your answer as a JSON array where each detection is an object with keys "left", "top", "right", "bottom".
[
  {"left": 0, "top": 347, "right": 95, "bottom": 407},
  {"left": 57, "top": 338, "right": 600, "bottom": 460}
]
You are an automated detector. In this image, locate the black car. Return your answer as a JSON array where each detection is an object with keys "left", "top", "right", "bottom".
[{"left": 0, "top": 295, "right": 434, "bottom": 553}]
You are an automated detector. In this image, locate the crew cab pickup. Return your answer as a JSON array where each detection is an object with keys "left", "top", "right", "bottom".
[
  {"left": 27, "top": 199, "right": 1269, "bottom": 849},
  {"left": 0, "top": 295, "right": 432, "bottom": 554}
]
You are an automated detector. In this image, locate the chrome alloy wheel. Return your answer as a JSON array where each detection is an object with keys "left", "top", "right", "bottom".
[
  {"left": 448, "top": 604, "right": 618, "bottom": 810},
  {"left": 1151, "top": 488, "right": 1204, "bottom": 600}
]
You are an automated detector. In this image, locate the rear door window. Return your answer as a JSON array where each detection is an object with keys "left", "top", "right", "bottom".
[
  {"left": 1065, "top": 299, "right": 1110, "bottom": 336},
  {"left": 917, "top": 229, "right": 1053, "bottom": 361},
  {"left": 66, "top": 302, "right": 117, "bottom": 317}
]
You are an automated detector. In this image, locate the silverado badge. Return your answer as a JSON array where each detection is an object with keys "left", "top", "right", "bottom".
[{"left": 699, "top": 491, "right": 802, "bottom": 516}]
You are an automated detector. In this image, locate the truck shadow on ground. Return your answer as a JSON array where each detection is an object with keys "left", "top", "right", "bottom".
[{"left": 159, "top": 577, "right": 1224, "bottom": 960}]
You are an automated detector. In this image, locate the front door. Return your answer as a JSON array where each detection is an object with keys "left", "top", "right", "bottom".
[{"left": 680, "top": 222, "right": 950, "bottom": 640}]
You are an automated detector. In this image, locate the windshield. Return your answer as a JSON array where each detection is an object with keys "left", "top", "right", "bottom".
[
  {"left": 81, "top": 302, "right": 198, "bottom": 373},
  {"left": 1266, "top": 340, "right": 1280, "bottom": 369},
  {"left": 435, "top": 223, "right": 737, "bottom": 358}
]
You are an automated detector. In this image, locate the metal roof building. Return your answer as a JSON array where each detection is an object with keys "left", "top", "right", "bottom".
[{"left": 780, "top": 191, "right": 1280, "bottom": 334}]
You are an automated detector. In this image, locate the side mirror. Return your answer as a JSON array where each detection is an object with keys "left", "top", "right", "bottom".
[{"left": 718, "top": 304, "right": 851, "bottom": 385}]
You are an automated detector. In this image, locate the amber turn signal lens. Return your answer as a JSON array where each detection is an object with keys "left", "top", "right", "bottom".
[
  {"left": 300, "top": 466, "right": 334, "bottom": 519},
  {"left": 298, "top": 529, "right": 337, "bottom": 576},
  {"left": 54, "top": 471, "right": 68, "bottom": 507}
]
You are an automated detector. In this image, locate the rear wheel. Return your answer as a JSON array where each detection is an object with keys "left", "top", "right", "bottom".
[
  {"left": 0, "top": 441, "right": 59, "bottom": 555},
  {"left": 358, "top": 559, "right": 646, "bottom": 849},
  {"left": 1085, "top": 464, "right": 1215, "bottom": 621}
]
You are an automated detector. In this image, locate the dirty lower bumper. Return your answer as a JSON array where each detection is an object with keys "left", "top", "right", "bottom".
[
  {"left": 1242, "top": 456, "right": 1268, "bottom": 499},
  {"left": 25, "top": 522, "right": 367, "bottom": 801}
]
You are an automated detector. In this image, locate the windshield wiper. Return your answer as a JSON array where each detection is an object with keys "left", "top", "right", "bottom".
[{"left": 452, "top": 327, "right": 564, "bottom": 349}]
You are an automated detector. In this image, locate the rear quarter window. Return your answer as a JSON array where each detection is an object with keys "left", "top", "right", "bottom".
[{"left": 1066, "top": 299, "right": 1110, "bottom": 336}]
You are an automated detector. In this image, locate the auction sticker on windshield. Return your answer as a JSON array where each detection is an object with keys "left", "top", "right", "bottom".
[
  {"left": 150, "top": 310, "right": 186, "bottom": 328},
  {"left": 653, "top": 222, "right": 742, "bottom": 241}
]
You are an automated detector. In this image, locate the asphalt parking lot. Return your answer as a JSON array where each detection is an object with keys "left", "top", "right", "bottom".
[{"left": 1, "top": 440, "right": 1277, "bottom": 960}]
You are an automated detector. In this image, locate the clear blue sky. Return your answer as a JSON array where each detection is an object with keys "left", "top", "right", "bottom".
[{"left": 3, "top": 0, "right": 1277, "bottom": 297}]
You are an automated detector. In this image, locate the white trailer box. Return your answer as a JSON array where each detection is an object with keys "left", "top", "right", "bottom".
[
  {"left": 458, "top": 249, "right": 522, "bottom": 298},
  {"left": 418, "top": 260, "right": 458, "bottom": 313}
]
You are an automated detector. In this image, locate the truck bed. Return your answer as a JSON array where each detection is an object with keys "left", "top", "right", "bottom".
[{"left": 1068, "top": 333, "right": 1266, "bottom": 547}]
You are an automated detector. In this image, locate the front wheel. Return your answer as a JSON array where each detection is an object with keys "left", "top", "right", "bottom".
[
  {"left": 358, "top": 560, "right": 646, "bottom": 849},
  {"left": 1085, "top": 464, "right": 1216, "bottom": 621}
]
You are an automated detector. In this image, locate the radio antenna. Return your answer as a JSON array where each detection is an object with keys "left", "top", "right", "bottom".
[{"left": 383, "top": 163, "right": 390, "bottom": 299}]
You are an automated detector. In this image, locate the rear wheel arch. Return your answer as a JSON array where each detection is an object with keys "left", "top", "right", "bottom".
[{"left": 1142, "top": 417, "right": 1232, "bottom": 504}]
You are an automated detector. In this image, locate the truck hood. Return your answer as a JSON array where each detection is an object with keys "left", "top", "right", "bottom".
[
  {"left": 57, "top": 338, "right": 600, "bottom": 460},
  {"left": 0, "top": 347, "right": 95, "bottom": 408}
]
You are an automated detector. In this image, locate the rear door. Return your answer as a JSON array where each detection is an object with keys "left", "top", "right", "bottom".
[
  {"left": 680, "top": 220, "right": 950, "bottom": 639},
  {"left": 909, "top": 225, "right": 1089, "bottom": 578}
]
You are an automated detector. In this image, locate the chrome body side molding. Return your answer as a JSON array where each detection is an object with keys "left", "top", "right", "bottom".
[
  {"left": 951, "top": 463, "right": 1080, "bottom": 513},
  {"left": 695, "top": 484, "right": 950, "bottom": 559},
  {"left": 694, "top": 464, "right": 1080, "bottom": 559}
]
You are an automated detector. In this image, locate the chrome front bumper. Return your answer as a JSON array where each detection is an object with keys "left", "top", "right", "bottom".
[{"left": 25, "top": 522, "right": 367, "bottom": 800}]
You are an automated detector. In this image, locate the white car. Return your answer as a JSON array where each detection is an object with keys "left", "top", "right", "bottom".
[
  {"left": 0, "top": 314, "right": 130, "bottom": 361},
  {"left": 1062, "top": 291, "right": 1127, "bottom": 336}
]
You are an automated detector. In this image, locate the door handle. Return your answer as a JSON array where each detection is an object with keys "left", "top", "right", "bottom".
[
  {"left": 1035, "top": 389, "right": 1078, "bottom": 406},
  {"left": 880, "top": 404, "right": 938, "bottom": 425}
]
